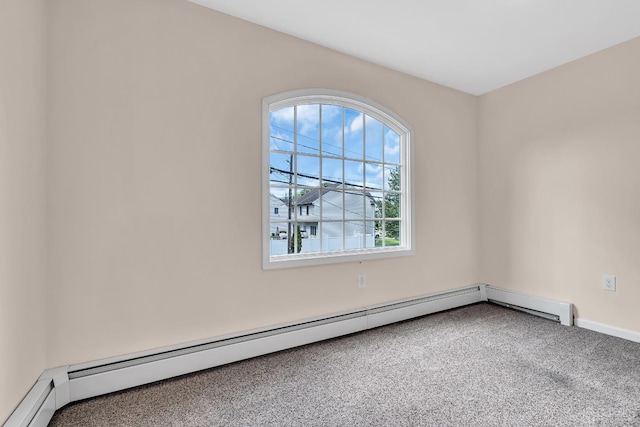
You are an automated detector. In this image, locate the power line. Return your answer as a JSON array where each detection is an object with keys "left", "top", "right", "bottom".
[
  {"left": 270, "top": 134, "right": 399, "bottom": 176},
  {"left": 270, "top": 125, "right": 387, "bottom": 162},
  {"left": 270, "top": 166, "right": 387, "bottom": 192}
]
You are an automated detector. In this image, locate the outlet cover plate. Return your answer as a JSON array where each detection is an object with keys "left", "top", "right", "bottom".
[
  {"left": 358, "top": 273, "right": 366, "bottom": 288},
  {"left": 603, "top": 274, "right": 616, "bottom": 292}
]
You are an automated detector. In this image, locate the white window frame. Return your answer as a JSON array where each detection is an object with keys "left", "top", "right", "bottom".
[{"left": 262, "top": 89, "right": 414, "bottom": 270}]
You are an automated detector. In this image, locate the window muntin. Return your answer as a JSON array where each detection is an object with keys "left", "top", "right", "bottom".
[{"left": 263, "top": 89, "right": 413, "bottom": 269}]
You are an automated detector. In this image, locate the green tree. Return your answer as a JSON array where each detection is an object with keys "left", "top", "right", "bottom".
[
  {"left": 375, "top": 167, "right": 400, "bottom": 240},
  {"left": 289, "top": 224, "right": 302, "bottom": 253}
]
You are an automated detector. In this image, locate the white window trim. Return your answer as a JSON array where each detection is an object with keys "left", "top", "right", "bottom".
[{"left": 262, "top": 88, "right": 414, "bottom": 270}]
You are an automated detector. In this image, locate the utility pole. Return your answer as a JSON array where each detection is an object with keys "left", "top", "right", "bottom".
[{"left": 287, "top": 153, "right": 293, "bottom": 253}]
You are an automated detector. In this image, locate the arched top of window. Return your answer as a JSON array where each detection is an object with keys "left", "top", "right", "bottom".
[
  {"left": 262, "top": 89, "right": 414, "bottom": 269},
  {"left": 264, "top": 89, "right": 413, "bottom": 138}
]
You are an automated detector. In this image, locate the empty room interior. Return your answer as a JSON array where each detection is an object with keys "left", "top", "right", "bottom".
[{"left": 2, "top": 0, "right": 640, "bottom": 425}]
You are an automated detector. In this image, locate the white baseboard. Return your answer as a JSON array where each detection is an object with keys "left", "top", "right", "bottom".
[
  {"left": 4, "top": 284, "right": 575, "bottom": 426},
  {"left": 574, "top": 318, "right": 640, "bottom": 343}
]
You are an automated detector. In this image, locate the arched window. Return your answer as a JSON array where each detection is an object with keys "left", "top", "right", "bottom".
[{"left": 262, "top": 89, "right": 413, "bottom": 269}]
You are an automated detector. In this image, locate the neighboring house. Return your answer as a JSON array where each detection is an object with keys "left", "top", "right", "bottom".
[
  {"left": 269, "top": 185, "right": 376, "bottom": 254},
  {"left": 269, "top": 194, "right": 290, "bottom": 238},
  {"left": 292, "top": 184, "right": 376, "bottom": 238}
]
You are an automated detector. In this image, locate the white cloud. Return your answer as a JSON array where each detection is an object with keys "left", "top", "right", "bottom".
[
  {"left": 348, "top": 112, "right": 364, "bottom": 133},
  {"left": 321, "top": 104, "right": 342, "bottom": 121},
  {"left": 271, "top": 105, "right": 319, "bottom": 134},
  {"left": 296, "top": 104, "right": 318, "bottom": 122},
  {"left": 384, "top": 128, "right": 400, "bottom": 159},
  {"left": 365, "top": 163, "right": 384, "bottom": 187},
  {"left": 271, "top": 105, "right": 320, "bottom": 148},
  {"left": 384, "top": 143, "right": 400, "bottom": 156},
  {"left": 271, "top": 107, "right": 294, "bottom": 124},
  {"left": 365, "top": 163, "right": 382, "bottom": 173}
]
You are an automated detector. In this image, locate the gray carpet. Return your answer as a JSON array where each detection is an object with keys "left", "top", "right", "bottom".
[{"left": 49, "top": 303, "right": 640, "bottom": 426}]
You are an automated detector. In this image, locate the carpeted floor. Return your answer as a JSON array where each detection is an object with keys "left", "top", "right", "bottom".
[{"left": 49, "top": 303, "right": 640, "bottom": 426}]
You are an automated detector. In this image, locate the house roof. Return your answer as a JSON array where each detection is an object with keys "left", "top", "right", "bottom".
[
  {"left": 296, "top": 185, "right": 338, "bottom": 205},
  {"left": 297, "top": 184, "right": 376, "bottom": 205},
  {"left": 270, "top": 194, "right": 288, "bottom": 205}
]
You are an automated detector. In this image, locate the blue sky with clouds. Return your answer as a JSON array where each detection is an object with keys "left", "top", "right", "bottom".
[{"left": 269, "top": 103, "right": 400, "bottom": 199}]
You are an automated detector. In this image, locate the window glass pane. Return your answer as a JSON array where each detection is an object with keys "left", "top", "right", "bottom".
[
  {"left": 365, "top": 162, "right": 383, "bottom": 191},
  {"left": 269, "top": 222, "right": 290, "bottom": 256},
  {"left": 321, "top": 189, "right": 343, "bottom": 220},
  {"left": 271, "top": 106, "right": 294, "bottom": 131},
  {"left": 322, "top": 221, "right": 343, "bottom": 252},
  {"left": 270, "top": 195, "right": 286, "bottom": 220},
  {"left": 296, "top": 185, "right": 317, "bottom": 198},
  {"left": 384, "top": 165, "right": 401, "bottom": 192},
  {"left": 365, "top": 221, "right": 376, "bottom": 248},
  {"left": 321, "top": 105, "right": 343, "bottom": 157},
  {"left": 296, "top": 154, "right": 319, "bottom": 187},
  {"left": 384, "top": 126, "right": 400, "bottom": 164},
  {"left": 371, "top": 190, "right": 383, "bottom": 224},
  {"left": 270, "top": 131, "right": 294, "bottom": 153},
  {"left": 269, "top": 107, "right": 294, "bottom": 152},
  {"left": 344, "top": 187, "right": 365, "bottom": 220},
  {"left": 375, "top": 229, "right": 384, "bottom": 247},
  {"left": 344, "top": 160, "right": 362, "bottom": 190},
  {"left": 296, "top": 202, "right": 315, "bottom": 222},
  {"left": 365, "top": 193, "right": 377, "bottom": 219},
  {"left": 270, "top": 107, "right": 295, "bottom": 152},
  {"left": 384, "top": 192, "right": 401, "bottom": 219},
  {"left": 290, "top": 223, "right": 303, "bottom": 254},
  {"left": 365, "top": 115, "right": 383, "bottom": 162},
  {"left": 322, "top": 158, "right": 343, "bottom": 187},
  {"left": 270, "top": 152, "right": 294, "bottom": 187},
  {"left": 385, "top": 220, "right": 401, "bottom": 243},
  {"left": 295, "top": 189, "right": 314, "bottom": 214},
  {"left": 344, "top": 108, "right": 364, "bottom": 160},
  {"left": 269, "top": 186, "right": 289, "bottom": 203},
  {"left": 346, "top": 221, "right": 365, "bottom": 250},
  {"left": 296, "top": 104, "right": 320, "bottom": 155}
]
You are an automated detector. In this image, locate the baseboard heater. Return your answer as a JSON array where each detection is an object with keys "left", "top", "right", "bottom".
[
  {"left": 4, "top": 284, "right": 572, "bottom": 427},
  {"left": 3, "top": 379, "right": 56, "bottom": 427},
  {"left": 484, "top": 286, "right": 573, "bottom": 326}
]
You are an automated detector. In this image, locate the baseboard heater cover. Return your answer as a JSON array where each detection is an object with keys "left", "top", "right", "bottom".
[
  {"left": 3, "top": 379, "right": 56, "bottom": 427},
  {"left": 5, "top": 284, "right": 574, "bottom": 427},
  {"left": 66, "top": 285, "right": 483, "bottom": 403},
  {"left": 67, "top": 315, "right": 369, "bottom": 402},
  {"left": 484, "top": 285, "right": 573, "bottom": 326},
  {"left": 366, "top": 286, "right": 482, "bottom": 329},
  {"left": 68, "top": 310, "right": 367, "bottom": 380},
  {"left": 490, "top": 299, "right": 561, "bottom": 322}
]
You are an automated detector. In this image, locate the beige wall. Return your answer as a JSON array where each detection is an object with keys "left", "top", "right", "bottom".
[
  {"left": 46, "top": 0, "right": 479, "bottom": 367},
  {"left": 0, "top": 0, "right": 48, "bottom": 422},
  {"left": 479, "top": 37, "right": 640, "bottom": 331},
  {"left": 7, "top": 0, "right": 637, "bottom": 419}
]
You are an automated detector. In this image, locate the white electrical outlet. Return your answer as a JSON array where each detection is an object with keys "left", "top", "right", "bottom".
[
  {"left": 358, "top": 273, "right": 366, "bottom": 288},
  {"left": 603, "top": 274, "right": 616, "bottom": 292}
]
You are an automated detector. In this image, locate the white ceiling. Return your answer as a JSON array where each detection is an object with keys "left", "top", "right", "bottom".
[{"left": 187, "top": 0, "right": 640, "bottom": 95}]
